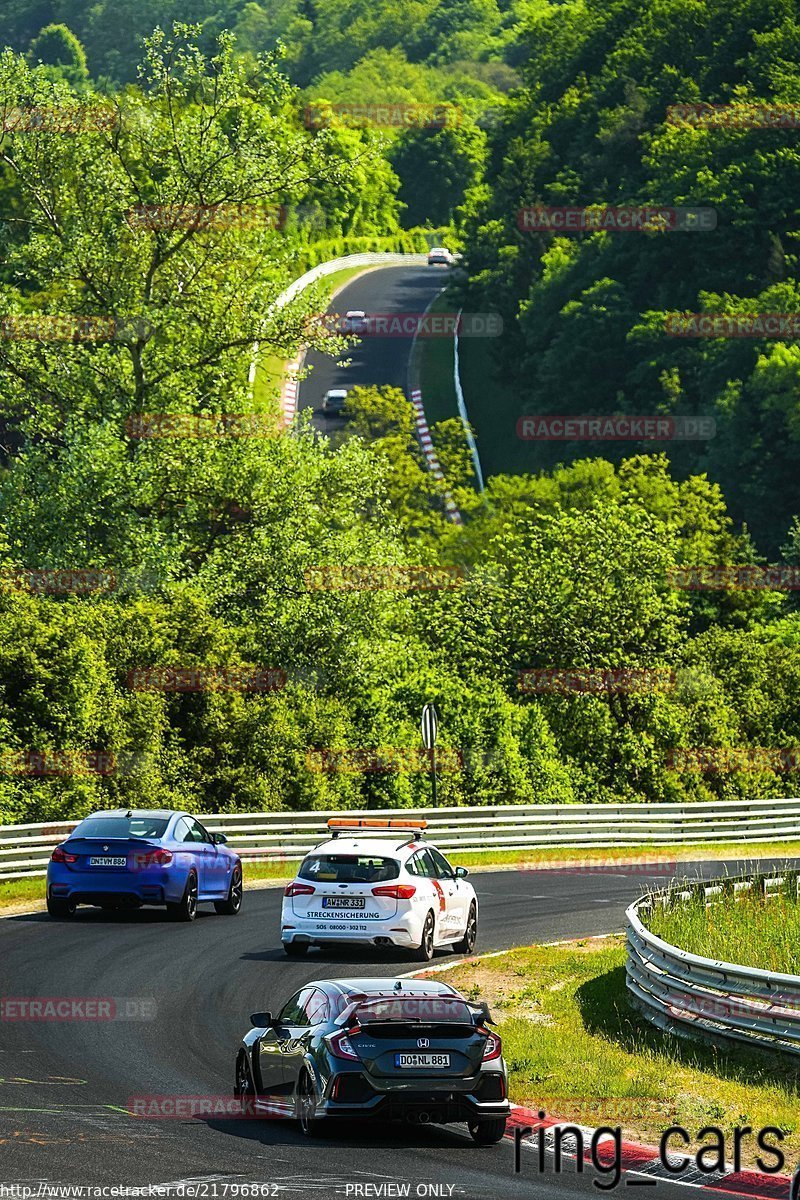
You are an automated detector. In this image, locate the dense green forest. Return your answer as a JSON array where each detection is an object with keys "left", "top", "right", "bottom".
[{"left": 1, "top": 5, "right": 800, "bottom": 824}]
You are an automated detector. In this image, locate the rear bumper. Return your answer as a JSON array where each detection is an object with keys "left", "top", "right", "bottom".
[
  {"left": 47, "top": 866, "right": 178, "bottom": 906},
  {"left": 322, "top": 1067, "right": 510, "bottom": 1123},
  {"left": 323, "top": 1087, "right": 509, "bottom": 1123},
  {"left": 282, "top": 917, "right": 418, "bottom": 949}
]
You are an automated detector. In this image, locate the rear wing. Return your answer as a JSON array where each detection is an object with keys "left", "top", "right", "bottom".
[{"left": 333, "top": 994, "right": 488, "bottom": 1029}]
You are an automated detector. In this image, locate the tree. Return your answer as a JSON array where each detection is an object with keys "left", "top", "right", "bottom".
[
  {"left": 388, "top": 119, "right": 487, "bottom": 226},
  {"left": 28, "top": 24, "right": 89, "bottom": 88}
]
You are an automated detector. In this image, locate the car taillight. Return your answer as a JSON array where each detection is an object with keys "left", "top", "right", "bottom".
[
  {"left": 480, "top": 1028, "right": 502, "bottom": 1061},
  {"left": 284, "top": 882, "right": 315, "bottom": 897},
  {"left": 372, "top": 884, "right": 416, "bottom": 899},
  {"left": 51, "top": 845, "right": 78, "bottom": 864},
  {"left": 139, "top": 849, "right": 173, "bottom": 867},
  {"left": 327, "top": 1028, "right": 361, "bottom": 1060}
]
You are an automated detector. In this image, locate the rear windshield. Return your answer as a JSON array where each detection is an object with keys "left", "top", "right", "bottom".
[
  {"left": 356, "top": 997, "right": 475, "bottom": 1024},
  {"left": 298, "top": 854, "right": 400, "bottom": 884},
  {"left": 74, "top": 816, "right": 170, "bottom": 840}
]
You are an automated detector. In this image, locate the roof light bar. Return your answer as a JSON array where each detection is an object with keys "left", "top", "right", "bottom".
[{"left": 326, "top": 817, "right": 428, "bottom": 840}]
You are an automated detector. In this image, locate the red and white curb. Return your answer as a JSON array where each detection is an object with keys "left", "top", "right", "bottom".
[
  {"left": 507, "top": 1107, "right": 792, "bottom": 1200},
  {"left": 409, "top": 388, "right": 462, "bottom": 524}
]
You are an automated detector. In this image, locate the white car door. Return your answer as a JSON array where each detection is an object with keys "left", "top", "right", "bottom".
[{"left": 423, "top": 847, "right": 468, "bottom": 937}]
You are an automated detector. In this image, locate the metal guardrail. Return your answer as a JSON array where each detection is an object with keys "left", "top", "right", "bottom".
[
  {"left": 3, "top": 797, "right": 800, "bottom": 882},
  {"left": 627, "top": 868, "right": 800, "bottom": 1056}
]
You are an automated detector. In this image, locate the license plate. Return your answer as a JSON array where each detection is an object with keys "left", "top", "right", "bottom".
[
  {"left": 395, "top": 1053, "right": 451, "bottom": 1069},
  {"left": 321, "top": 896, "right": 365, "bottom": 909},
  {"left": 89, "top": 856, "right": 127, "bottom": 867}
]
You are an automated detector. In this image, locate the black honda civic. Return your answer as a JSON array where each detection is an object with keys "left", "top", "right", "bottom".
[{"left": 234, "top": 976, "right": 510, "bottom": 1142}]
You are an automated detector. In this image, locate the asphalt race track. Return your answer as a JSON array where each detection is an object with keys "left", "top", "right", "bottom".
[
  {"left": 0, "top": 859, "right": 782, "bottom": 1199},
  {"left": 296, "top": 264, "right": 446, "bottom": 431}
]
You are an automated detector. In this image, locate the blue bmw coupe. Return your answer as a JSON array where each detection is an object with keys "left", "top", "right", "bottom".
[{"left": 46, "top": 809, "right": 243, "bottom": 921}]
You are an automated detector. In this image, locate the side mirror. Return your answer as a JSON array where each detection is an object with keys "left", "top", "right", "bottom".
[
  {"left": 250, "top": 1011, "right": 273, "bottom": 1027},
  {"left": 455, "top": 865, "right": 469, "bottom": 878},
  {"left": 213, "top": 833, "right": 228, "bottom": 845}
]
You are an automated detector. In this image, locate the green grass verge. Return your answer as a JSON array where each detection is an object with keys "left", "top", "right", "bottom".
[
  {"left": 456, "top": 333, "right": 525, "bottom": 478},
  {"left": 5, "top": 839, "right": 800, "bottom": 913},
  {"left": 417, "top": 292, "right": 458, "bottom": 421},
  {"left": 441, "top": 937, "right": 800, "bottom": 1168},
  {"left": 646, "top": 884, "right": 800, "bottom": 974}
]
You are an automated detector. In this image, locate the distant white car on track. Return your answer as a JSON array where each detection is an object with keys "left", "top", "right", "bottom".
[
  {"left": 281, "top": 818, "right": 478, "bottom": 962},
  {"left": 427, "top": 247, "right": 454, "bottom": 266},
  {"left": 340, "top": 309, "right": 368, "bottom": 333}
]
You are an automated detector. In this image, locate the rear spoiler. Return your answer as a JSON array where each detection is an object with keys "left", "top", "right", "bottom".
[
  {"left": 333, "top": 996, "right": 494, "bottom": 1028},
  {"left": 468, "top": 1000, "right": 496, "bottom": 1026}
]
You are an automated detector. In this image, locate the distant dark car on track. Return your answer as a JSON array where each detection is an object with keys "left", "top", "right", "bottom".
[
  {"left": 46, "top": 808, "right": 242, "bottom": 921},
  {"left": 235, "top": 976, "right": 509, "bottom": 1142},
  {"left": 322, "top": 388, "right": 348, "bottom": 414}
]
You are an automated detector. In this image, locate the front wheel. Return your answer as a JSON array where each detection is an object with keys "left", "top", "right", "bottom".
[
  {"left": 235, "top": 1054, "right": 257, "bottom": 1118},
  {"left": 414, "top": 912, "right": 435, "bottom": 962},
  {"left": 468, "top": 1116, "right": 507, "bottom": 1145},
  {"left": 167, "top": 872, "right": 198, "bottom": 922},
  {"left": 46, "top": 894, "right": 76, "bottom": 919},
  {"left": 454, "top": 902, "right": 477, "bottom": 955},
  {"left": 215, "top": 867, "right": 243, "bottom": 915}
]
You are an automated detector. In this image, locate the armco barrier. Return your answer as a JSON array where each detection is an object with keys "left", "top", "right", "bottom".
[
  {"left": 3, "top": 797, "right": 800, "bottom": 882},
  {"left": 627, "top": 868, "right": 800, "bottom": 1056}
]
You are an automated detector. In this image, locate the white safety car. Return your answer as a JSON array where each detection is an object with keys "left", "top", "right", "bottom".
[{"left": 280, "top": 818, "right": 478, "bottom": 962}]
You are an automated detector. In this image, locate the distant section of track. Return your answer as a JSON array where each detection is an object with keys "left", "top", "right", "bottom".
[{"left": 297, "top": 264, "right": 445, "bottom": 431}]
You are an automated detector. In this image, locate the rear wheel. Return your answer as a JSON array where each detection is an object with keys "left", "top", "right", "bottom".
[
  {"left": 468, "top": 1116, "right": 507, "bottom": 1144},
  {"left": 215, "top": 867, "right": 243, "bottom": 915},
  {"left": 284, "top": 940, "right": 308, "bottom": 957},
  {"left": 414, "top": 911, "right": 435, "bottom": 962},
  {"left": 454, "top": 902, "right": 477, "bottom": 955},
  {"left": 46, "top": 894, "right": 76, "bottom": 919},
  {"left": 167, "top": 872, "right": 198, "bottom": 922},
  {"left": 297, "top": 1069, "right": 326, "bottom": 1136}
]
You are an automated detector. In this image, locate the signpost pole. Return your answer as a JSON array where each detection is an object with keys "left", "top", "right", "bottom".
[
  {"left": 421, "top": 703, "right": 439, "bottom": 810},
  {"left": 430, "top": 744, "right": 438, "bottom": 809}
]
